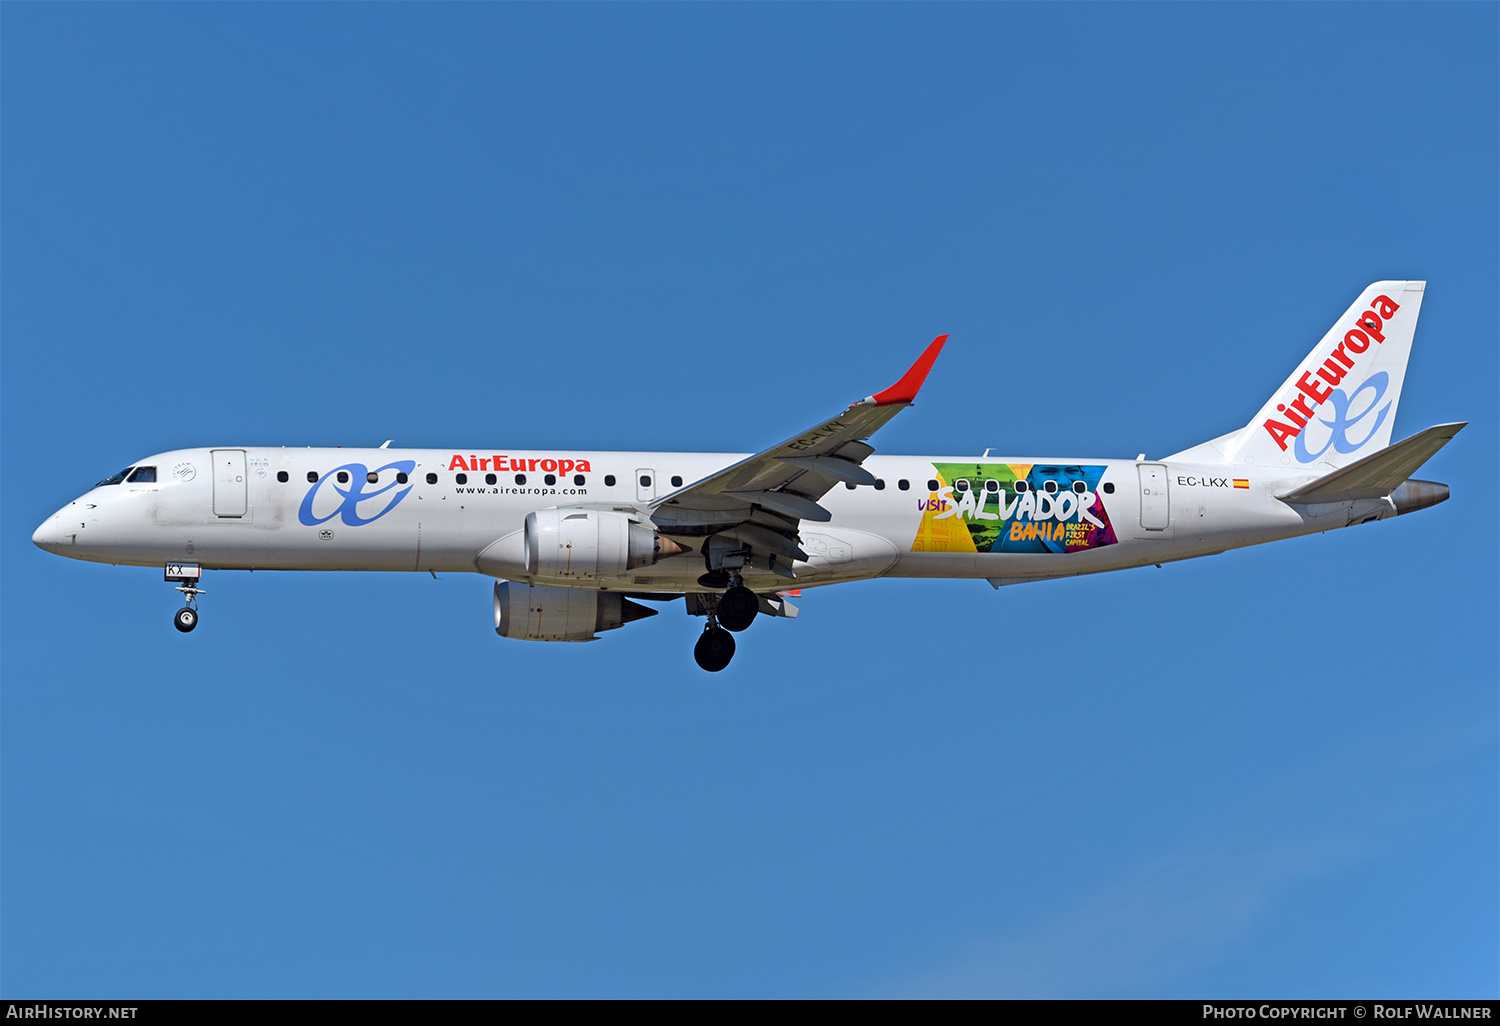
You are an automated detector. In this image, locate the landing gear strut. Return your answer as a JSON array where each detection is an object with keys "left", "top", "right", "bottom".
[
  {"left": 165, "top": 562, "right": 203, "bottom": 633},
  {"left": 692, "top": 552, "right": 765, "bottom": 668}
]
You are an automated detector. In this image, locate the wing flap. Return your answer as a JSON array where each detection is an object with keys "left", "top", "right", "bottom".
[
  {"left": 777, "top": 455, "right": 877, "bottom": 486},
  {"left": 725, "top": 490, "right": 833, "bottom": 522},
  {"left": 723, "top": 523, "right": 809, "bottom": 562}
]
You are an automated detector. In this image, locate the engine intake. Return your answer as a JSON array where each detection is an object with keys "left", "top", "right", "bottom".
[
  {"left": 493, "top": 581, "right": 656, "bottom": 642},
  {"left": 524, "top": 509, "right": 687, "bottom": 580}
]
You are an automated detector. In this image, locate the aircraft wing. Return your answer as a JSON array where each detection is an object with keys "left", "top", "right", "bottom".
[{"left": 649, "top": 335, "right": 948, "bottom": 572}]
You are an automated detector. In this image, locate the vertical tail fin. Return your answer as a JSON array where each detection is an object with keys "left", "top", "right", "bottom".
[{"left": 1174, "top": 281, "right": 1426, "bottom": 468}]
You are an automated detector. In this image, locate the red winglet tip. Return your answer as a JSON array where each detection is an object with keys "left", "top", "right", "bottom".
[{"left": 869, "top": 334, "right": 948, "bottom": 406}]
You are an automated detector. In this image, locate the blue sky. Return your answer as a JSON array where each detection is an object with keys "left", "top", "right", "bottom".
[{"left": 3, "top": 3, "right": 1495, "bottom": 998}]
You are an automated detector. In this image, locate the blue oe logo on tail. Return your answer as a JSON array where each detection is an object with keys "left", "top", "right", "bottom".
[
  {"left": 299, "top": 461, "right": 417, "bottom": 526},
  {"left": 1295, "top": 372, "right": 1391, "bottom": 464}
]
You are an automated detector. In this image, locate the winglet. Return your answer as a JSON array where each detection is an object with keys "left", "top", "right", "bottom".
[{"left": 864, "top": 334, "right": 948, "bottom": 406}]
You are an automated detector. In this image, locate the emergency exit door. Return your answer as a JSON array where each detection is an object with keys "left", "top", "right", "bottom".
[
  {"left": 636, "top": 469, "right": 657, "bottom": 502},
  {"left": 213, "top": 449, "right": 247, "bottom": 517},
  {"left": 1137, "top": 463, "right": 1170, "bottom": 530}
]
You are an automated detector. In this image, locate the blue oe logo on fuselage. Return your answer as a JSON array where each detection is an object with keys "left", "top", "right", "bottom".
[
  {"left": 298, "top": 461, "right": 417, "bottom": 527},
  {"left": 1294, "top": 372, "right": 1391, "bottom": 464}
]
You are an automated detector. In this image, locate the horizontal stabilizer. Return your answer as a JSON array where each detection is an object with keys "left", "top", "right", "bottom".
[{"left": 1276, "top": 422, "right": 1465, "bottom": 503}]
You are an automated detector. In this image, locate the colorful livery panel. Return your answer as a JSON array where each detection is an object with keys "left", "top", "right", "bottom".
[{"left": 912, "top": 463, "right": 1118, "bottom": 555}]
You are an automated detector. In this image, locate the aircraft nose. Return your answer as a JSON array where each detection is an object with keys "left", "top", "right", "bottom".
[{"left": 32, "top": 511, "right": 72, "bottom": 554}]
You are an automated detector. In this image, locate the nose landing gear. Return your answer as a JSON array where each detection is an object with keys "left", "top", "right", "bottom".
[{"left": 165, "top": 563, "right": 203, "bottom": 633}]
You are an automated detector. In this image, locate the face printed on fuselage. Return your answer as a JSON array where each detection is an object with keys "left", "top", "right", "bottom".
[{"left": 1031, "top": 465, "right": 1087, "bottom": 496}]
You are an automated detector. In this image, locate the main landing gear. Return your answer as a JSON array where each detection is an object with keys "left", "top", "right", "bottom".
[
  {"left": 694, "top": 621, "right": 736, "bottom": 672},
  {"left": 717, "top": 585, "right": 759, "bottom": 633},
  {"left": 165, "top": 563, "right": 204, "bottom": 633},
  {"left": 691, "top": 573, "right": 761, "bottom": 672}
]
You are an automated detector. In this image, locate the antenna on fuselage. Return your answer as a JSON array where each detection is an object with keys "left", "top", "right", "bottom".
[{"left": 379, "top": 440, "right": 393, "bottom": 449}]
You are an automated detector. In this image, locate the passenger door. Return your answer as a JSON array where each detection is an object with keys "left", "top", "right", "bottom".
[
  {"left": 212, "top": 449, "right": 248, "bottom": 517},
  {"left": 1137, "top": 463, "right": 1170, "bottom": 531}
]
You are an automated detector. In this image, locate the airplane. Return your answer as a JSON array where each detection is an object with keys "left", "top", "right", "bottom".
[{"left": 33, "top": 280, "right": 1464, "bottom": 671}]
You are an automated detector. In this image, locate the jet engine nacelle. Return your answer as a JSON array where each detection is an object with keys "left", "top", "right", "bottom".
[
  {"left": 493, "top": 581, "right": 656, "bottom": 642},
  {"left": 523, "top": 509, "right": 685, "bottom": 580}
]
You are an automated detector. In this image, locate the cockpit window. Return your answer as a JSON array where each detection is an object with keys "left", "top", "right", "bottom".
[
  {"left": 96, "top": 467, "right": 134, "bottom": 487},
  {"left": 127, "top": 466, "right": 156, "bottom": 483}
]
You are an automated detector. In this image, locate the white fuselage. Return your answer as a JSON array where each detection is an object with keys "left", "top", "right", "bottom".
[{"left": 32, "top": 445, "right": 1391, "bottom": 593}]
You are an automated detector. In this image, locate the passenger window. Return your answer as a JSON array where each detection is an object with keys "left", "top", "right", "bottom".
[
  {"left": 1044, "top": 481, "right": 1057, "bottom": 494},
  {"left": 1103, "top": 482, "right": 1115, "bottom": 494},
  {"left": 276, "top": 471, "right": 289, "bottom": 483},
  {"left": 544, "top": 474, "right": 556, "bottom": 486},
  {"left": 337, "top": 471, "right": 349, "bottom": 484},
  {"left": 396, "top": 472, "right": 409, "bottom": 484},
  {"left": 874, "top": 479, "right": 886, "bottom": 490},
  {"left": 425, "top": 473, "right": 438, "bottom": 484},
  {"left": 605, "top": 475, "right": 616, "bottom": 486},
  {"left": 927, "top": 479, "right": 939, "bottom": 492},
  {"left": 671, "top": 475, "right": 683, "bottom": 487},
  {"left": 574, "top": 475, "right": 585, "bottom": 486},
  {"left": 367, "top": 472, "right": 379, "bottom": 484},
  {"left": 985, "top": 479, "right": 999, "bottom": 493},
  {"left": 955, "top": 479, "right": 969, "bottom": 492},
  {"left": 515, "top": 474, "right": 526, "bottom": 485},
  {"left": 97, "top": 468, "right": 133, "bottom": 487},
  {"left": 127, "top": 466, "right": 157, "bottom": 483},
  {"left": 640, "top": 475, "right": 651, "bottom": 488},
  {"left": 485, "top": 473, "right": 497, "bottom": 485},
  {"left": 898, "top": 479, "right": 910, "bottom": 490},
  {"left": 1072, "top": 481, "right": 1087, "bottom": 493},
  {"left": 456, "top": 473, "right": 468, "bottom": 484},
  {"left": 1015, "top": 480, "right": 1028, "bottom": 492},
  {"left": 307, "top": 471, "right": 319, "bottom": 483}
]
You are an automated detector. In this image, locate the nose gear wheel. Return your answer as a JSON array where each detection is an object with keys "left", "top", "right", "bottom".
[{"left": 166, "top": 564, "right": 205, "bottom": 633}]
